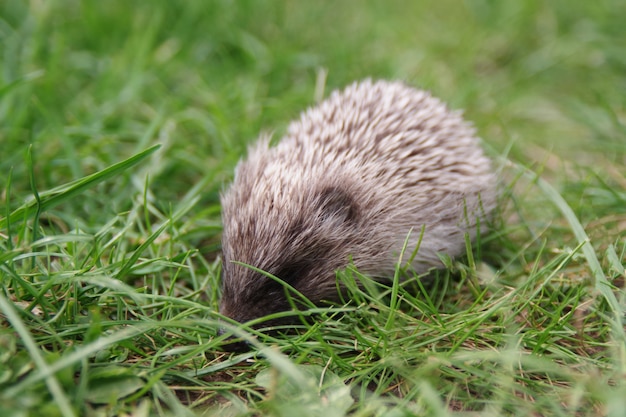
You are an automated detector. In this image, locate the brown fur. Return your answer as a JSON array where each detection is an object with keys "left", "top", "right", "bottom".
[{"left": 219, "top": 80, "right": 496, "bottom": 324}]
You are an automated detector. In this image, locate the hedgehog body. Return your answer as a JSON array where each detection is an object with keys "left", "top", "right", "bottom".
[{"left": 219, "top": 80, "right": 496, "bottom": 324}]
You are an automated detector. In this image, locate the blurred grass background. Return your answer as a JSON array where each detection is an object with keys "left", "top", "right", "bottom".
[{"left": 1, "top": 1, "right": 625, "bottom": 416}]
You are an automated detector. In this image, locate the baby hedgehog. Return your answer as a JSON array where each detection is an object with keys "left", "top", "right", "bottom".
[{"left": 219, "top": 79, "right": 496, "bottom": 325}]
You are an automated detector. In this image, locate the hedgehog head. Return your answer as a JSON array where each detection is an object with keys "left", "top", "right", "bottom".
[{"left": 219, "top": 145, "right": 366, "bottom": 325}]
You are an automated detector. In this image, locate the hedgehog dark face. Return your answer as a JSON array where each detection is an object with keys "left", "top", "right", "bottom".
[
  {"left": 218, "top": 260, "right": 321, "bottom": 326},
  {"left": 219, "top": 184, "right": 361, "bottom": 326}
]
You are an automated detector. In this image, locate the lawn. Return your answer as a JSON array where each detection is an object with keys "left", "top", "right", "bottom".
[{"left": 0, "top": 1, "right": 625, "bottom": 416}]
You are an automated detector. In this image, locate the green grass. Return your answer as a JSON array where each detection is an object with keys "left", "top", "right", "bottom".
[{"left": 1, "top": 0, "right": 625, "bottom": 416}]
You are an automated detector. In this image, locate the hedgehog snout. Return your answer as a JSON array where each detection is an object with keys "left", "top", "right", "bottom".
[{"left": 216, "top": 326, "right": 251, "bottom": 352}]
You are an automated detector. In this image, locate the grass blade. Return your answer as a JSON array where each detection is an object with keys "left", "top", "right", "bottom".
[
  {"left": 521, "top": 164, "right": 624, "bottom": 338},
  {"left": 0, "top": 145, "right": 161, "bottom": 229},
  {"left": 0, "top": 293, "right": 76, "bottom": 417}
]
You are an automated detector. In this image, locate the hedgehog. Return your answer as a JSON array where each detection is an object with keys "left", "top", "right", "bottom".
[{"left": 219, "top": 79, "right": 496, "bottom": 328}]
